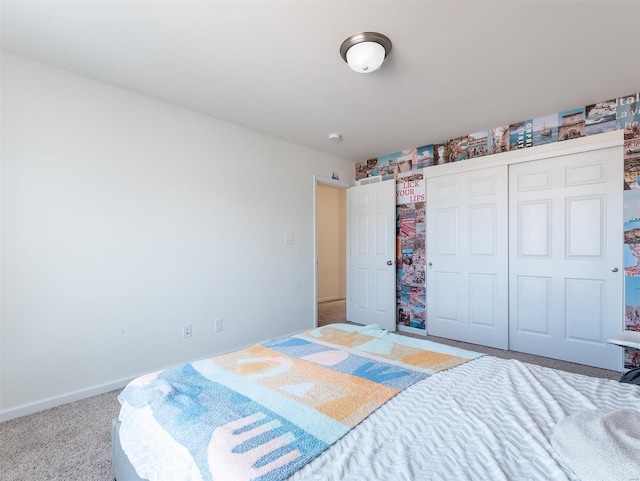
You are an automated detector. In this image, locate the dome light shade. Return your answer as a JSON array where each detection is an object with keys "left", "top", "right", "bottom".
[
  {"left": 346, "top": 41, "right": 386, "bottom": 73},
  {"left": 340, "top": 32, "right": 392, "bottom": 74}
]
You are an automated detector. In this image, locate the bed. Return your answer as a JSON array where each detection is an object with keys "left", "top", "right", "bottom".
[{"left": 112, "top": 323, "right": 640, "bottom": 481}]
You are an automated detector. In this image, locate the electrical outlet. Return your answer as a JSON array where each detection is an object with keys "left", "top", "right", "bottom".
[
  {"left": 214, "top": 318, "right": 223, "bottom": 332},
  {"left": 183, "top": 324, "right": 192, "bottom": 338}
]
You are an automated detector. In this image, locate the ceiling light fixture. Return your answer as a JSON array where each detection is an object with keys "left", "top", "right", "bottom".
[{"left": 340, "top": 32, "right": 392, "bottom": 74}]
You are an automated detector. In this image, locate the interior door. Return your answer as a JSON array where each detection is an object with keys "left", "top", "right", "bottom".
[
  {"left": 347, "top": 180, "right": 396, "bottom": 331},
  {"left": 509, "top": 146, "right": 623, "bottom": 370},
  {"left": 426, "top": 165, "right": 509, "bottom": 349}
]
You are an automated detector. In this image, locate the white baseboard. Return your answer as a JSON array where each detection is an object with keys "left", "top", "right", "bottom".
[
  {"left": 0, "top": 331, "right": 311, "bottom": 422},
  {"left": 0, "top": 377, "right": 134, "bottom": 422},
  {"left": 0, "top": 325, "right": 323, "bottom": 422},
  {"left": 318, "top": 296, "right": 346, "bottom": 303}
]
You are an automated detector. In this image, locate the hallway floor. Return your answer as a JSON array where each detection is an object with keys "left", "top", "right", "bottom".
[{"left": 317, "top": 299, "right": 346, "bottom": 326}]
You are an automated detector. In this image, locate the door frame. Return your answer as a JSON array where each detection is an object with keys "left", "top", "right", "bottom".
[{"left": 313, "top": 175, "right": 351, "bottom": 327}]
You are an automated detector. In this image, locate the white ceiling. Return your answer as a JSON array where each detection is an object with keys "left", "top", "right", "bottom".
[{"left": 2, "top": 1, "right": 639, "bottom": 163}]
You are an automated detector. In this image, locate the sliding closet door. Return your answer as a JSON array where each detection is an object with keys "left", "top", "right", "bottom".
[
  {"left": 509, "top": 146, "right": 623, "bottom": 370},
  {"left": 426, "top": 165, "right": 508, "bottom": 349}
]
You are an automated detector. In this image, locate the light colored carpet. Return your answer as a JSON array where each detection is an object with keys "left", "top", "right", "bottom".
[
  {"left": 1, "top": 312, "right": 621, "bottom": 481},
  {"left": 413, "top": 332, "right": 619, "bottom": 380},
  {"left": 0, "top": 389, "right": 120, "bottom": 481}
]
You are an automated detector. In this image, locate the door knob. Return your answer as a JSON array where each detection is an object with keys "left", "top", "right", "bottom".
[
  {"left": 428, "top": 262, "right": 433, "bottom": 269},
  {"left": 387, "top": 260, "right": 393, "bottom": 266},
  {"left": 611, "top": 267, "right": 619, "bottom": 272}
]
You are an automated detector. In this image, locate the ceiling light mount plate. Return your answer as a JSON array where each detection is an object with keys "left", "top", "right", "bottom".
[{"left": 340, "top": 32, "right": 392, "bottom": 73}]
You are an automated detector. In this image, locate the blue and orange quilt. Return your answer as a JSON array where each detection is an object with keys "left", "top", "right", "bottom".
[{"left": 118, "top": 323, "right": 482, "bottom": 481}]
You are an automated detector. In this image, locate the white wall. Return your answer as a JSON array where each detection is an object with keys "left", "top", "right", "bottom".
[
  {"left": 316, "top": 184, "right": 346, "bottom": 302},
  {"left": 0, "top": 52, "right": 355, "bottom": 419}
]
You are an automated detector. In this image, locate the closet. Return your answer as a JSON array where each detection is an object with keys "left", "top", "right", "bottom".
[
  {"left": 426, "top": 165, "right": 509, "bottom": 349},
  {"left": 426, "top": 132, "right": 624, "bottom": 370}
]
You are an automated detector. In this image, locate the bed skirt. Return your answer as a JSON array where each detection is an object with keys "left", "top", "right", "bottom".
[{"left": 111, "top": 419, "right": 148, "bottom": 481}]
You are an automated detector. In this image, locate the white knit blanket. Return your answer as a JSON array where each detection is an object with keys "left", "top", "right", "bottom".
[{"left": 551, "top": 409, "right": 640, "bottom": 481}]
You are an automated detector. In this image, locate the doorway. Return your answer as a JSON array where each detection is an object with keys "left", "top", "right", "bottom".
[{"left": 314, "top": 177, "right": 348, "bottom": 327}]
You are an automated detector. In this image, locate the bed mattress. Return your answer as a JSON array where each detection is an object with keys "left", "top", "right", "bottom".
[{"left": 116, "top": 330, "right": 640, "bottom": 481}]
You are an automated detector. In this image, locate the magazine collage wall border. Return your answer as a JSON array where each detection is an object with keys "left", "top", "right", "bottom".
[{"left": 356, "top": 92, "right": 640, "bottom": 366}]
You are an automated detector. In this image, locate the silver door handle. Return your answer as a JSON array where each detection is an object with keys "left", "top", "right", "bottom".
[
  {"left": 428, "top": 262, "right": 433, "bottom": 269},
  {"left": 387, "top": 260, "right": 393, "bottom": 266},
  {"left": 611, "top": 267, "right": 619, "bottom": 272}
]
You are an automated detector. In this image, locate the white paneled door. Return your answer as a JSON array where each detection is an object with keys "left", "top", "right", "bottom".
[
  {"left": 426, "top": 166, "right": 509, "bottom": 349},
  {"left": 348, "top": 180, "right": 396, "bottom": 331},
  {"left": 509, "top": 146, "right": 623, "bottom": 370}
]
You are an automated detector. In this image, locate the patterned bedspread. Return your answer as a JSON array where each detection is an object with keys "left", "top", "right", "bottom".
[{"left": 118, "top": 323, "right": 482, "bottom": 481}]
